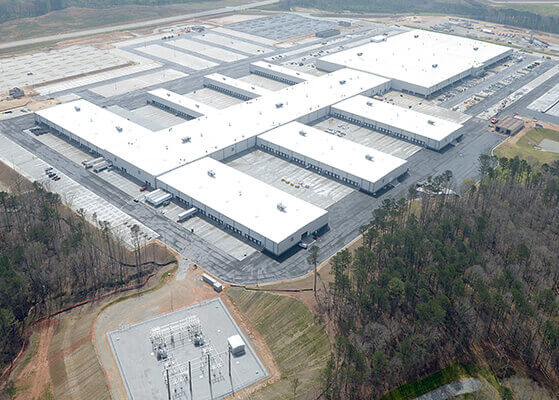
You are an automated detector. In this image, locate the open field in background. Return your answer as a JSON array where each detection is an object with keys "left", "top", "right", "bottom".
[
  {"left": 0, "top": 0, "right": 249, "bottom": 44},
  {"left": 227, "top": 288, "right": 331, "bottom": 400},
  {"left": 494, "top": 127, "right": 559, "bottom": 164}
]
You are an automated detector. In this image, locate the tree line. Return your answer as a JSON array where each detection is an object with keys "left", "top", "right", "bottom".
[
  {"left": 0, "top": 172, "right": 171, "bottom": 371},
  {"left": 318, "top": 156, "right": 559, "bottom": 399},
  {"left": 280, "top": 0, "right": 559, "bottom": 35}
]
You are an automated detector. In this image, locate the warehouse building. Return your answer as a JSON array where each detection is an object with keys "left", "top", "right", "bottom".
[
  {"left": 158, "top": 158, "right": 328, "bottom": 255},
  {"left": 36, "top": 69, "right": 390, "bottom": 187},
  {"left": 250, "top": 61, "right": 315, "bottom": 85},
  {"left": 203, "top": 73, "right": 271, "bottom": 100},
  {"left": 257, "top": 122, "right": 408, "bottom": 194},
  {"left": 147, "top": 88, "right": 217, "bottom": 119},
  {"left": 317, "top": 30, "right": 512, "bottom": 97},
  {"left": 331, "top": 96, "right": 463, "bottom": 150}
]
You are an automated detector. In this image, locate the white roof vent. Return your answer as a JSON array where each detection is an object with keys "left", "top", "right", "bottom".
[
  {"left": 181, "top": 136, "right": 191, "bottom": 143},
  {"left": 116, "top": 126, "right": 123, "bottom": 132},
  {"left": 275, "top": 103, "right": 283, "bottom": 108},
  {"left": 357, "top": 52, "right": 363, "bottom": 56},
  {"left": 432, "top": 64, "right": 438, "bottom": 68},
  {"left": 339, "top": 80, "right": 346, "bottom": 85},
  {"left": 74, "top": 106, "right": 80, "bottom": 112},
  {"left": 366, "top": 101, "right": 373, "bottom": 106},
  {"left": 207, "top": 169, "right": 216, "bottom": 178},
  {"left": 428, "top": 120, "right": 435, "bottom": 125},
  {"left": 414, "top": 34, "right": 419, "bottom": 38},
  {"left": 299, "top": 130, "right": 307, "bottom": 136},
  {"left": 277, "top": 203, "right": 287, "bottom": 212},
  {"left": 365, "top": 154, "right": 374, "bottom": 161},
  {"left": 474, "top": 46, "right": 479, "bottom": 51},
  {"left": 166, "top": 92, "right": 171, "bottom": 97}
]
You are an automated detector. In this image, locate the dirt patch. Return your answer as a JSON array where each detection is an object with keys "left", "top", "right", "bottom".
[{"left": 11, "top": 319, "right": 57, "bottom": 400}]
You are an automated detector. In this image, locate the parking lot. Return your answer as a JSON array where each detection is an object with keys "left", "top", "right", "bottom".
[
  {"left": 0, "top": 132, "right": 157, "bottom": 248},
  {"left": 184, "top": 88, "right": 245, "bottom": 109},
  {"left": 312, "top": 117, "right": 423, "bottom": 160},
  {"left": 226, "top": 14, "right": 336, "bottom": 41},
  {"left": 227, "top": 149, "right": 354, "bottom": 209},
  {"left": 89, "top": 69, "right": 187, "bottom": 97}
]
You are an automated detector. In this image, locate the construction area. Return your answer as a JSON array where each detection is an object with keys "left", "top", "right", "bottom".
[{"left": 108, "top": 298, "right": 267, "bottom": 400}]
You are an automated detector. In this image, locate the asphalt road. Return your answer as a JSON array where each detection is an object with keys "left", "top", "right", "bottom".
[{"left": 0, "top": 0, "right": 279, "bottom": 51}]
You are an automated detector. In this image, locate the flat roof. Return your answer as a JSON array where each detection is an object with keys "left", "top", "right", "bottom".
[
  {"left": 332, "top": 96, "right": 463, "bottom": 142},
  {"left": 148, "top": 88, "right": 217, "bottom": 116},
  {"left": 37, "top": 69, "right": 389, "bottom": 178},
  {"left": 259, "top": 122, "right": 407, "bottom": 184},
  {"left": 319, "top": 30, "right": 511, "bottom": 89},
  {"left": 158, "top": 157, "right": 327, "bottom": 244},
  {"left": 204, "top": 73, "right": 271, "bottom": 97},
  {"left": 250, "top": 61, "right": 315, "bottom": 82}
]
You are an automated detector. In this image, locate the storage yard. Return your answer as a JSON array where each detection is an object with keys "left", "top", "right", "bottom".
[{"left": 1, "top": 11, "right": 559, "bottom": 282}]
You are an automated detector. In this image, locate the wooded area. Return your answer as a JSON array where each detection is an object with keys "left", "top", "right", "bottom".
[
  {"left": 0, "top": 169, "right": 173, "bottom": 371},
  {"left": 280, "top": 0, "right": 559, "bottom": 35},
  {"left": 319, "top": 156, "right": 559, "bottom": 399}
]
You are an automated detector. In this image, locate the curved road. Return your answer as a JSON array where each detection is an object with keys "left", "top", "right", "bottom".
[{"left": 0, "top": 0, "right": 278, "bottom": 51}]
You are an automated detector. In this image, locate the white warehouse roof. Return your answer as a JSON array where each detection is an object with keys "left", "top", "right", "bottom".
[
  {"left": 318, "top": 29, "right": 511, "bottom": 92},
  {"left": 332, "top": 96, "right": 463, "bottom": 142},
  {"left": 158, "top": 157, "right": 327, "bottom": 244},
  {"left": 148, "top": 88, "right": 217, "bottom": 117},
  {"left": 37, "top": 69, "right": 390, "bottom": 180},
  {"left": 258, "top": 122, "right": 407, "bottom": 186}
]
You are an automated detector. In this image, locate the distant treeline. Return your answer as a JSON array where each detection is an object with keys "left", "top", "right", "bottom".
[
  {"left": 280, "top": 0, "right": 559, "bottom": 34},
  {"left": 0, "top": 0, "right": 219, "bottom": 24}
]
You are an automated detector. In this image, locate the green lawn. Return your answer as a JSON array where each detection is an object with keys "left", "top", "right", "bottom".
[
  {"left": 494, "top": 127, "right": 559, "bottom": 165},
  {"left": 227, "top": 288, "right": 331, "bottom": 400}
]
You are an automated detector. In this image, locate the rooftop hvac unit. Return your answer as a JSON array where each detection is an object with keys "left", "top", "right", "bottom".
[
  {"left": 166, "top": 92, "right": 171, "bottom": 97},
  {"left": 366, "top": 101, "right": 373, "bottom": 106},
  {"left": 299, "top": 130, "right": 307, "bottom": 136},
  {"left": 339, "top": 80, "right": 346, "bottom": 85},
  {"left": 277, "top": 202, "right": 286, "bottom": 212},
  {"left": 74, "top": 106, "right": 81, "bottom": 112},
  {"left": 208, "top": 169, "right": 216, "bottom": 178},
  {"left": 414, "top": 34, "right": 419, "bottom": 38},
  {"left": 116, "top": 126, "right": 123, "bottom": 132},
  {"left": 357, "top": 52, "right": 363, "bottom": 56},
  {"left": 432, "top": 64, "right": 438, "bottom": 68},
  {"left": 474, "top": 47, "right": 479, "bottom": 51},
  {"left": 428, "top": 120, "right": 435, "bottom": 125},
  {"left": 365, "top": 154, "right": 374, "bottom": 161},
  {"left": 181, "top": 136, "right": 191, "bottom": 143},
  {"left": 275, "top": 103, "right": 283, "bottom": 108}
]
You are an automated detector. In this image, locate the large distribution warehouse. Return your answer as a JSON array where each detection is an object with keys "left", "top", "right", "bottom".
[
  {"left": 158, "top": 158, "right": 329, "bottom": 255},
  {"left": 317, "top": 29, "right": 512, "bottom": 97},
  {"left": 257, "top": 122, "right": 408, "bottom": 193},
  {"left": 331, "top": 96, "right": 464, "bottom": 150},
  {"left": 34, "top": 30, "right": 504, "bottom": 256}
]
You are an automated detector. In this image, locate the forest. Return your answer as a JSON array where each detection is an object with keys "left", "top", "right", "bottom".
[
  {"left": 319, "top": 156, "right": 559, "bottom": 399},
  {"left": 280, "top": 0, "right": 559, "bottom": 35},
  {"left": 0, "top": 170, "right": 171, "bottom": 371}
]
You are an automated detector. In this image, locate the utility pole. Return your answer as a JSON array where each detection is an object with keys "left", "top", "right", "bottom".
[
  {"left": 188, "top": 361, "right": 192, "bottom": 400},
  {"left": 166, "top": 367, "right": 171, "bottom": 400},
  {"left": 208, "top": 354, "right": 213, "bottom": 400}
]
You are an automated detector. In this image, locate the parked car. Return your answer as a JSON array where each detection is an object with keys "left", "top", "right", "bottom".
[
  {"left": 140, "top": 186, "right": 148, "bottom": 192},
  {"left": 54, "top": 176, "right": 60, "bottom": 181}
]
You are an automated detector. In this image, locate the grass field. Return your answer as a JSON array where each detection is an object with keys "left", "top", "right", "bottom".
[
  {"left": 494, "top": 127, "right": 559, "bottom": 165},
  {"left": 0, "top": 0, "right": 249, "bottom": 44},
  {"left": 227, "top": 287, "right": 331, "bottom": 399}
]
